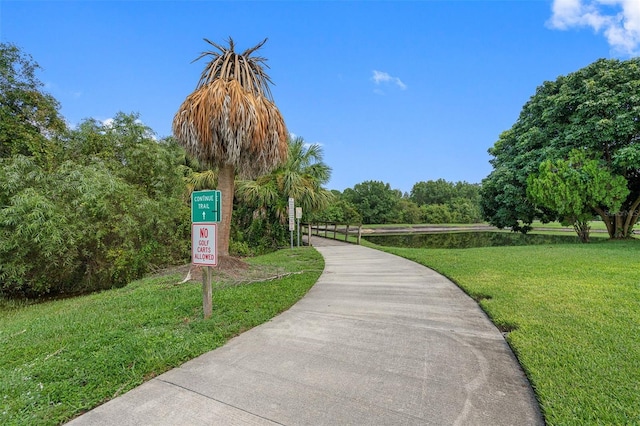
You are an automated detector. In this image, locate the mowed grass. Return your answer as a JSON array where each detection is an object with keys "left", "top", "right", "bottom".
[
  {"left": 530, "top": 220, "right": 609, "bottom": 231},
  {"left": 378, "top": 240, "right": 640, "bottom": 425},
  {"left": 0, "top": 248, "right": 323, "bottom": 425}
]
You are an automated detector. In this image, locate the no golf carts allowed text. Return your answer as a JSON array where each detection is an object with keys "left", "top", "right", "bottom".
[{"left": 192, "top": 223, "right": 217, "bottom": 266}]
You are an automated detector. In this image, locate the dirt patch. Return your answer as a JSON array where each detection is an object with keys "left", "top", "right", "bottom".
[{"left": 155, "top": 256, "right": 287, "bottom": 287}]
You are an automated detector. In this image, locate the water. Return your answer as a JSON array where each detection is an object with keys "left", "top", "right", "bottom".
[{"left": 363, "top": 231, "right": 581, "bottom": 249}]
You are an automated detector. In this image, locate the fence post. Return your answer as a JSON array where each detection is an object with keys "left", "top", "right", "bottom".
[
  {"left": 345, "top": 224, "right": 350, "bottom": 242},
  {"left": 357, "top": 225, "right": 362, "bottom": 245}
]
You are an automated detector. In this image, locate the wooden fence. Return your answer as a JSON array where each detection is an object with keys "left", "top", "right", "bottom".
[{"left": 302, "top": 222, "right": 363, "bottom": 245}]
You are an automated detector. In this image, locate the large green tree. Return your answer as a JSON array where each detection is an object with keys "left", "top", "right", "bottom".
[
  {"left": 173, "top": 38, "right": 287, "bottom": 257},
  {"left": 410, "top": 179, "right": 455, "bottom": 206},
  {"left": 310, "top": 190, "right": 362, "bottom": 224},
  {"left": 527, "top": 150, "right": 629, "bottom": 242},
  {"left": 482, "top": 58, "right": 640, "bottom": 238},
  {"left": 0, "top": 43, "right": 191, "bottom": 298},
  {"left": 343, "top": 181, "right": 402, "bottom": 224},
  {"left": 1, "top": 113, "right": 190, "bottom": 297},
  {"left": 0, "top": 43, "right": 66, "bottom": 163}
]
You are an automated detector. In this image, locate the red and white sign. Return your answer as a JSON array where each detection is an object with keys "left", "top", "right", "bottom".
[
  {"left": 288, "top": 197, "right": 295, "bottom": 231},
  {"left": 192, "top": 223, "right": 217, "bottom": 266}
]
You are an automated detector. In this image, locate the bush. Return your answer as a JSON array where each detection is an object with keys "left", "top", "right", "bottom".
[
  {"left": 229, "top": 240, "right": 251, "bottom": 257},
  {"left": 1, "top": 40, "right": 192, "bottom": 298},
  {"left": 309, "top": 197, "right": 362, "bottom": 224},
  {"left": 244, "top": 217, "right": 288, "bottom": 255},
  {"left": 0, "top": 155, "right": 190, "bottom": 298},
  {"left": 421, "top": 204, "right": 453, "bottom": 224}
]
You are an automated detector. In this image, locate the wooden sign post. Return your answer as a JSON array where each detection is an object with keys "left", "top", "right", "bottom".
[
  {"left": 191, "top": 190, "right": 221, "bottom": 319},
  {"left": 192, "top": 223, "right": 217, "bottom": 318}
]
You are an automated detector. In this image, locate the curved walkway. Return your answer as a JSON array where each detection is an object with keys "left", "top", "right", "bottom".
[{"left": 68, "top": 238, "right": 543, "bottom": 425}]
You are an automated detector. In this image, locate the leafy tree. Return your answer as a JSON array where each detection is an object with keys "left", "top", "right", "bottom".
[
  {"left": 173, "top": 38, "right": 287, "bottom": 256},
  {"left": 482, "top": 58, "right": 640, "bottom": 238},
  {"left": 449, "top": 198, "right": 483, "bottom": 223},
  {"left": 343, "top": 181, "right": 401, "bottom": 224},
  {"left": 480, "top": 157, "right": 539, "bottom": 233},
  {"left": 311, "top": 198, "right": 362, "bottom": 224},
  {"left": 66, "top": 113, "right": 186, "bottom": 200},
  {"left": 0, "top": 42, "right": 191, "bottom": 298},
  {"left": 0, "top": 115, "right": 190, "bottom": 298},
  {"left": 527, "top": 151, "right": 629, "bottom": 242},
  {"left": 409, "top": 179, "right": 481, "bottom": 223},
  {"left": 235, "top": 136, "right": 333, "bottom": 252},
  {"left": 397, "top": 198, "right": 422, "bottom": 224},
  {"left": 0, "top": 43, "right": 66, "bottom": 164},
  {"left": 422, "top": 204, "right": 453, "bottom": 224},
  {"left": 453, "top": 181, "right": 481, "bottom": 205},
  {"left": 0, "top": 157, "right": 176, "bottom": 296},
  {"left": 410, "top": 179, "right": 454, "bottom": 206}
]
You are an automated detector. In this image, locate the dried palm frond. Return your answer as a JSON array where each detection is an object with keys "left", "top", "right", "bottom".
[
  {"left": 193, "top": 37, "right": 274, "bottom": 101},
  {"left": 173, "top": 79, "right": 287, "bottom": 178},
  {"left": 173, "top": 37, "right": 287, "bottom": 177}
]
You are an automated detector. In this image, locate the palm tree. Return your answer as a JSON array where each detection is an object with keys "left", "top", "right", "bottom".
[
  {"left": 236, "top": 136, "right": 333, "bottom": 224},
  {"left": 173, "top": 38, "right": 287, "bottom": 256}
]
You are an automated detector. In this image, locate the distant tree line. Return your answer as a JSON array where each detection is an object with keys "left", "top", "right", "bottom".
[{"left": 310, "top": 179, "right": 483, "bottom": 225}]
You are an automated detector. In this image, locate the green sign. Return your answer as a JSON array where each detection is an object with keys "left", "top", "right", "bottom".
[{"left": 191, "top": 190, "right": 221, "bottom": 222}]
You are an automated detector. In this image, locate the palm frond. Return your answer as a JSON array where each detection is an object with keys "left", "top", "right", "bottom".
[
  {"left": 193, "top": 37, "right": 274, "bottom": 101},
  {"left": 172, "top": 79, "right": 287, "bottom": 177},
  {"left": 186, "top": 169, "right": 218, "bottom": 192},
  {"left": 233, "top": 136, "right": 334, "bottom": 223}
]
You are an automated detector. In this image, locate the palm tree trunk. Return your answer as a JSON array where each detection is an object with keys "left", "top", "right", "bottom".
[{"left": 217, "top": 163, "right": 235, "bottom": 257}]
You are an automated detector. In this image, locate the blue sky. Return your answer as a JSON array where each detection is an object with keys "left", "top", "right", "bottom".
[{"left": 2, "top": 0, "right": 639, "bottom": 193}]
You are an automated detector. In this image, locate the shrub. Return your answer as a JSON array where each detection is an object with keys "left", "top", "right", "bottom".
[{"left": 0, "top": 156, "right": 190, "bottom": 298}]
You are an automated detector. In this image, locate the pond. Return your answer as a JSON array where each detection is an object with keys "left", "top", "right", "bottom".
[{"left": 363, "top": 231, "right": 581, "bottom": 249}]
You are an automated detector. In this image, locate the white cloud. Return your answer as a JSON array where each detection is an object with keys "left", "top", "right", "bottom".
[
  {"left": 371, "top": 70, "right": 407, "bottom": 91},
  {"left": 549, "top": 0, "right": 640, "bottom": 55}
]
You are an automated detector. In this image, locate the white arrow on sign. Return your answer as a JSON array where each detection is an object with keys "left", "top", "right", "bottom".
[{"left": 202, "top": 211, "right": 206, "bottom": 220}]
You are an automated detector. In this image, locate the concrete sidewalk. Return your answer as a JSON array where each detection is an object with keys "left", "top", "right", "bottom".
[{"left": 68, "top": 239, "right": 543, "bottom": 425}]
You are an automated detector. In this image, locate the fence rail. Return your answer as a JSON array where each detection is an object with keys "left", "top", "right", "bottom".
[{"left": 302, "top": 222, "right": 363, "bottom": 245}]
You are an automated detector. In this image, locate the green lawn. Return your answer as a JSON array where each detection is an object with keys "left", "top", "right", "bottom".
[
  {"left": 362, "top": 223, "right": 488, "bottom": 228},
  {"left": 4, "top": 238, "right": 638, "bottom": 425},
  {"left": 360, "top": 220, "right": 611, "bottom": 232},
  {"left": 377, "top": 240, "right": 640, "bottom": 425},
  {"left": 0, "top": 248, "right": 323, "bottom": 425},
  {"left": 530, "top": 220, "right": 609, "bottom": 231}
]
